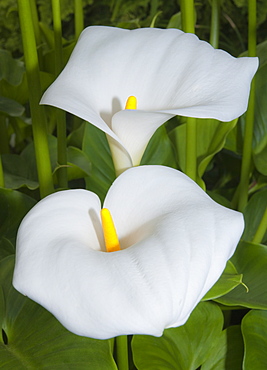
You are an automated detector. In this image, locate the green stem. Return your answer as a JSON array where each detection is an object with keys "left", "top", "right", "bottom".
[
  {"left": 237, "top": 0, "right": 256, "bottom": 211},
  {"left": 185, "top": 117, "right": 197, "bottom": 182},
  {"left": 116, "top": 336, "right": 129, "bottom": 370},
  {"left": 17, "top": 0, "right": 54, "bottom": 198},
  {"left": 52, "top": 0, "right": 68, "bottom": 189},
  {"left": 181, "top": 0, "right": 197, "bottom": 181},
  {"left": 252, "top": 207, "right": 267, "bottom": 244},
  {"left": 74, "top": 0, "right": 84, "bottom": 40},
  {"left": 0, "top": 155, "right": 4, "bottom": 188},
  {"left": 180, "top": 0, "right": 195, "bottom": 33},
  {"left": 29, "top": 0, "right": 43, "bottom": 69},
  {"left": 209, "top": 0, "right": 220, "bottom": 48},
  {"left": 52, "top": 0, "right": 63, "bottom": 73}
]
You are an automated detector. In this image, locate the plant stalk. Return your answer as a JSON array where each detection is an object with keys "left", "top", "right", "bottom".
[
  {"left": 116, "top": 336, "right": 129, "bottom": 370},
  {"left": 17, "top": 0, "right": 54, "bottom": 198},
  {"left": 210, "top": 0, "right": 220, "bottom": 48},
  {"left": 252, "top": 207, "right": 267, "bottom": 245},
  {"left": 237, "top": 0, "right": 257, "bottom": 211},
  {"left": 181, "top": 0, "right": 197, "bottom": 181},
  {"left": 52, "top": 0, "right": 68, "bottom": 189},
  {"left": 74, "top": 0, "right": 84, "bottom": 40}
]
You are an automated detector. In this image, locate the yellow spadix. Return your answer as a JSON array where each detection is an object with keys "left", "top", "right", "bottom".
[
  {"left": 100, "top": 208, "right": 121, "bottom": 252},
  {"left": 125, "top": 96, "right": 137, "bottom": 110}
]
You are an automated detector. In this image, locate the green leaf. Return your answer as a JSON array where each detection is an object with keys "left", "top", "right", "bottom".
[
  {"left": 20, "top": 136, "right": 91, "bottom": 186},
  {"left": 141, "top": 125, "right": 177, "bottom": 168},
  {"left": 170, "top": 118, "right": 237, "bottom": 185},
  {"left": 167, "top": 12, "right": 182, "bottom": 29},
  {"left": 201, "top": 325, "right": 244, "bottom": 370},
  {"left": 239, "top": 43, "right": 267, "bottom": 175},
  {"left": 0, "top": 256, "right": 117, "bottom": 369},
  {"left": 67, "top": 121, "right": 85, "bottom": 149},
  {"left": 21, "top": 135, "right": 58, "bottom": 183},
  {"left": 52, "top": 146, "right": 91, "bottom": 183},
  {"left": 1, "top": 154, "right": 39, "bottom": 190},
  {"left": 0, "top": 287, "right": 4, "bottom": 335},
  {"left": 215, "top": 241, "right": 267, "bottom": 309},
  {"left": 252, "top": 63, "right": 267, "bottom": 175},
  {"left": 0, "top": 50, "right": 24, "bottom": 86},
  {"left": 0, "top": 71, "right": 54, "bottom": 107},
  {"left": 242, "top": 189, "right": 267, "bottom": 244},
  {"left": 242, "top": 310, "right": 267, "bottom": 369},
  {"left": 0, "top": 238, "right": 14, "bottom": 261},
  {"left": 0, "top": 256, "right": 14, "bottom": 300},
  {"left": 66, "top": 146, "right": 91, "bottom": 181},
  {"left": 82, "top": 123, "right": 115, "bottom": 203},
  {"left": 202, "top": 261, "right": 243, "bottom": 301},
  {"left": 0, "top": 188, "right": 36, "bottom": 244},
  {"left": 0, "top": 96, "right": 24, "bottom": 117},
  {"left": 132, "top": 302, "right": 223, "bottom": 370}
]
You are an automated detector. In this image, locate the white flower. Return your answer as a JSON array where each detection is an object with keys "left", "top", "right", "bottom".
[
  {"left": 40, "top": 26, "right": 258, "bottom": 174},
  {"left": 13, "top": 165, "right": 244, "bottom": 339}
]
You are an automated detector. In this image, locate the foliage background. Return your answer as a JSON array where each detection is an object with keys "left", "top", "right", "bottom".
[
  {"left": 0, "top": 0, "right": 267, "bottom": 369},
  {"left": 1, "top": 0, "right": 267, "bottom": 57}
]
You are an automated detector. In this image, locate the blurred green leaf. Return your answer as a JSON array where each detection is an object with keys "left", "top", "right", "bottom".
[
  {"left": 1, "top": 153, "right": 39, "bottom": 190},
  {"left": 201, "top": 325, "right": 244, "bottom": 370},
  {"left": 0, "top": 256, "right": 14, "bottom": 301},
  {"left": 0, "top": 287, "right": 4, "bottom": 334},
  {"left": 21, "top": 136, "right": 92, "bottom": 185},
  {"left": 167, "top": 12, "right": 182, "bottom": 29},
  {"left": 66, "top": 146, "right": 91, "bottom": 181},
  {"left": 242, "top": 310, "right": 267, "bottom": 369},
  {"left": 67, "top": 121, "right": 85, "bottom": 149},
  {"left": 0, "top": 96, "right": 24, "bottom": 117},
  {"left": 0, "top": 50, "right": 24, "bottom": 86},
  {"left": 132, "top": 302, "right": 223, "bottom": 370},
  {"left": 82, "top": 123, "right": 115, "bottom": 203},
  {"left": 0, "top": 188, "right": 36, "bottom": 244},
  {"left": 0, "top": 69, "right": 53, "bottom": 106},
  {"left": 216, "top": 241, "right": 267, "bottom": 309},
  {"left": 0, "top": 238, "right": 14, "bottom": 261},
  {"left": 202, "top": 261, "right": 243, "bottom": 301}
]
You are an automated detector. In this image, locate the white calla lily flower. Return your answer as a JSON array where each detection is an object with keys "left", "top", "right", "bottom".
[
  {"left": 40, "top": 26, "right": 258, "bottom": 174},
  {"left": 13, "top": 166, "right": 244, "bottom": 339}
]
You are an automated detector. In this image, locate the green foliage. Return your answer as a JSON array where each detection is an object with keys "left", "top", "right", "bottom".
[
  {"left": 201, "top": 325, "right": 244, "bottom": 370},
  {"left": 132, "top": 302, "right": 224, "bottom": 370},
  {"left": 216, "top": 241, "right": 267, "bottom": 309},
  {"left": 1, "top": 0, "right": 267, "bottom": 57},
  {"left": 170, "top": 118, "right": 238, "bottom": 189},
  {"left": 82, "top": 123, "right": 116, "bottom": 203},
  {"left": 0, "top": 255, "right": 117, "bottom": 369},
  {"left": 0, "top": 188, "right": 36, "bottom": 244},
  {"left": 202, "top": 260, "right": 243, "bottom": 301},
  {"left": 242, "top": 310, "right": 267, "bottom": 369},
  {"left": 0, "top": 1, "right": 266, "bottom": 368}
]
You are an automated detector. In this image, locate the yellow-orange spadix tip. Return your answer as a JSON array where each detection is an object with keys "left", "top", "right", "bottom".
[
  {"left": 125, "top": 95, "right": 137, "bottom": 110},
  {"left": 100, "top": 208, "right": 121, "bottom": 252}
]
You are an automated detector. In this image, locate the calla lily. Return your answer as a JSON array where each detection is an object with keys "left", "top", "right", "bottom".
[
  {"left": 13, "top": 165, "right": 244, "bottom": 340},
  {"left": 40, "top": 26, "right": 258, "bottom": 174}
]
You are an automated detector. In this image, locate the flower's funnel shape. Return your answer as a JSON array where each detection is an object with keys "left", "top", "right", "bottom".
[
  {"left": 13, "top": 166, "right": 244, "bottom": 340},
  {"left": 40, "top": 26, "right": 258, "bottom": 174}
]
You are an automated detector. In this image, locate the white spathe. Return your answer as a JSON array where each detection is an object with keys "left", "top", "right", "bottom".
[
  {"left": 40, "top": 26, "right": 258, "bottom": 174},
  {"left": 13, "top": 165, "right": 244, "bottom": 340}
]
